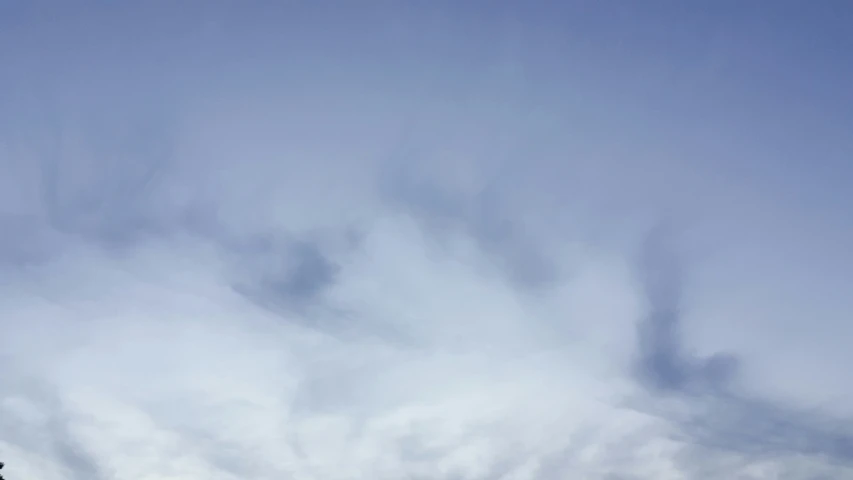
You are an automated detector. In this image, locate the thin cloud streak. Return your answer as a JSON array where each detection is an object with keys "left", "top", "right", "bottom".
[{"left": 632, "top": 228, "right": 853, "bottom": 475}]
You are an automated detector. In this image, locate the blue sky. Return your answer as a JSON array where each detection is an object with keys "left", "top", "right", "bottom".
[{"left": 1, "top": 2, "right": 853, "bottom": 479}]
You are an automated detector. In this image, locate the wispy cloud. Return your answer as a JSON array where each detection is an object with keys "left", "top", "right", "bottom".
[{"left": 631, "top": 227, "right": 853, "bottom": 477}]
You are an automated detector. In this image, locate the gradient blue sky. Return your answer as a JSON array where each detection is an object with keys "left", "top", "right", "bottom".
[{"left": 2, "top": 2, "right": 853, "bottom": 479}]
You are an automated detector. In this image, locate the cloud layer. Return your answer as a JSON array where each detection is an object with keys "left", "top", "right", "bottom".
[{"left": 2, "top": 3, "right": 853, "bottom": 479}]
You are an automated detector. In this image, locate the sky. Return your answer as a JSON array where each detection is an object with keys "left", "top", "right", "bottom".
[{"left": 1, "top": 1, "right": 853, "bottom": 479}]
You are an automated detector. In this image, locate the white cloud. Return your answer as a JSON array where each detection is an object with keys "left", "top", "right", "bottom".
[
  {"left": 2, "top": 210, "right": 848, "bottom": 479},
  {"left": 0, "top": 216, "right": 654, "bottom": 479}
]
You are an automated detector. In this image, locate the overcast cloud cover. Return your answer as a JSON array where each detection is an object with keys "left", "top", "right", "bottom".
[{"left": 2, "top": 2, "right": 853, "bottom": 479}]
